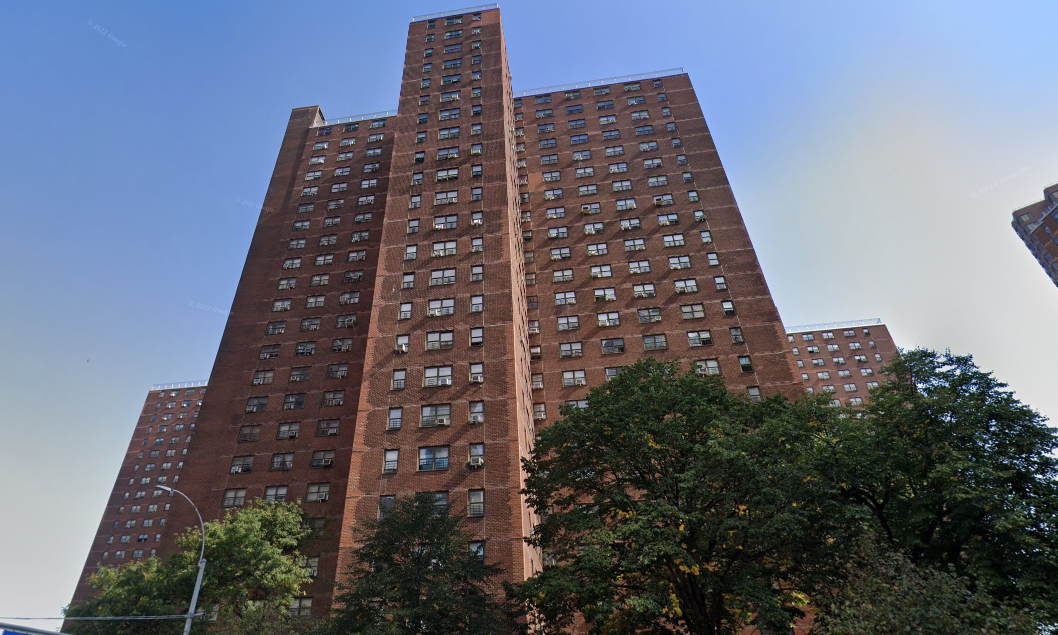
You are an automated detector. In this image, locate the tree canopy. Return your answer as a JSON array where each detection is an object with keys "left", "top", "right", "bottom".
[
  {"left": 65, "top": 500, "right": 313, "bottom": 635},
  {"left": 821, "top": 349, "right": 1058, "bottom": 625},
  {"left": 329, "top": 493, "right": 512, "bottom": 635},
  {"left": 512, "top": 353, "right": 1058, "bottom": 634},
  {"left": 514, "top": 358, "right": 848, "bottom": 635}
]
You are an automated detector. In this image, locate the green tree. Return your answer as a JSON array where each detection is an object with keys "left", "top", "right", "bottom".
[
  {"left": 829, "top": 349, "right": 1058, "bottom": 624},
  {"left": 66, "top": 500, "right": 313, "bottom": 634},
  {"left": 513, "top": 358, "right": 846, "bottom": 635},
  {"left": 329, "top": 493, "right": 512, "bottom": 635},
  {"left": 812, "top": 540, "right": 1036, "bottom": 635}
]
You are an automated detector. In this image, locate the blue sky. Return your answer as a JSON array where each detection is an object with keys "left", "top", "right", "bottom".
[{"left": 2, "top": 0, "right": 1057, "bottom": 626}]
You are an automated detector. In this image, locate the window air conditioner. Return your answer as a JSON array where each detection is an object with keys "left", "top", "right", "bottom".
[
  {"left": 468, "top": 456, "right": 485, "bottom": 468},
  {"left": 469, "top": 374, "right": 484, "bottom": 383}
]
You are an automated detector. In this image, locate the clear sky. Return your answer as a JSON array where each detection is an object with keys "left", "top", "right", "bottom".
[{"left": 2, "top": 0, "right": 1057, "bottom": 627}]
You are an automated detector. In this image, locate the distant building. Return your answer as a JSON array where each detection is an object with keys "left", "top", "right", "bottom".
[
  {"left": 1012, "top": 183, "right": 1058, "bottom": 288},
  {"left": 71, "top": 381, "right": 207, "bottom": 604},
  {"left": 785, "top": 319, "right": 898, "bottom": 406}
]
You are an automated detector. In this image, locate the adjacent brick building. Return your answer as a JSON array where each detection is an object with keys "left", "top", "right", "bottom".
[
  {"left": 75, "top": 4, "right": 802, "bottom": 615},
  {"left": 71, "top": 381, "right": 207, "bottom": 603},
  {"left": 1012, "top": 182, "right": 1058, "bottom": 288},
  {"left": 785, "top": 319, "right": 898, "bottom": 406}
]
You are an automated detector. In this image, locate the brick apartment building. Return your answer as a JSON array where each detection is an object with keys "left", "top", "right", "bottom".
[
  {"left": 71, "top": 381, "right": 207, "bottom": 603},
  {"left": 1012, "top": 182, "right": 1058, "bottom": 288},
  {"left": 785, "top": 319, "right": 898, "bottom": 406},
  {"left": 74, "top": 4, "right": 803, "bottom": 615}
]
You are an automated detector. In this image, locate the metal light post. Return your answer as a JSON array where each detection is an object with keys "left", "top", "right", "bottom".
[{"left": 155, "top": 485, "right": 206, "bottom": 635}]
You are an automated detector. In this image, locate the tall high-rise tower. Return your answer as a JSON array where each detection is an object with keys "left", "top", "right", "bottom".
[
  {"left": 79, "top": 5, "right": 800, "bottom": 615},
  {"left": 1012, "top": 182, "right": 1058, "bottom": 288}
]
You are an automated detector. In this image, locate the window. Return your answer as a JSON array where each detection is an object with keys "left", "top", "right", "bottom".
[
  {"left": 555, "top": 291, "right": 576, "bottom": 305},
  {"left": 427, "top": 298, "right": 456, "bottom": 316},
  {"left": 597, "top": 312, "right": 620, "bottom": 327},
  {"left": 587, "top": 242, "right": 608, "bottom": 256},
  {"left": 597, "top": 100, "right": 614, "bottom": 110},
  {"left": 548, "top": 226, "right": 569, "bottom": 239},
  {"left": 306, "top": 295, "right": 325, "bottom": 308},
  {"left": 593, "top": 287, "right": 617, "bottom": 302},
  {"left": 722, "top": 301, "right": 736, "bottom": 316},
  {"left": 729, "top": 327, "right": 745, "bottom": 344},
  {"left": 283, "top": 394, "right": 306, "bottom": 410},
  {"left": 245, "top": 397, "right": 268, "bottom": 413},
  {"left": 421, "top": 404, "right": 452, "bottom": 427},
  {"left": 581, "top": 202, "right": 601, "bottom": 214},
  {"left": 270, "top": 452, "right": 295, "bottom": 471},
  {"left": 605, "top": 145, "right": 625, "bottom": 157},
  {"left": 392, "top": 369, "right": 406, "bottom": 390},
  {"left": 550, "top": 247, "right": 571, "bottom": 260},
  {"left": 613, "top": 180, "right": 632, "bottom": 192},
  {"left": 544, "top": 188, "right": 563, "bottom": 200},
  {"left": 669, "top": 255, "right": 692, "bottom": 269},
  {"left": 553, "top": 268, "right": 574, "bottom": 282},
  {"left": 578, "top": 185, "right": 597, "bottom": 196},
  {"left": 222, "top": 489, "right": 246, "bottom": 507},
  {"left": 419, "top": 446, "right": 450, "bottom": 471},
  {"left": 571, "top": 134, "right": 588, "bottom": 145},
  {"left": 637, "top": 308, "right": 662, "bottom": 323},
  {"left": 560, "top": 342, "right": 583, "bottom": 358},
  {"left": 383, "top": 449, "right": 399, "bottom": 473},
  {"left": 470, "top": 295, "right": 483, "bottom": 312},
  {"left": 562, "top": 369, "right": 588, "bottom": 387},
  {"left": 471, "top": 265, "right": 484, "bottom": 281},
  {"left": 388, "top": 407, "right": 403, "bottom": 430},
  {"left": 632, "top": 282, "right": 656, "bottom": 297},
  {"left": 601, "top": 338, "right": 625, "bottom": 354},
  {"left": 696, "top": 359, "right": 721, "bottom": 376},
  {"left": 584, "top": 222, "right": 604, "bottom": 235},
  {"left": 681, "top": 304, "right": 706, "bottom": 319},
  {"left": 230, "top": 455, "right": 254, "bottom": 474},
  {"left": 624, "top": 238, "right": 646, "bottom": 251},
  {"left": 306, "top": 483, "right": 330, "bottom": 502},
  {"left": 557, "top": 315, "right": 579, "bottom": 331},
  {"left": 738, "top": 356, "right": 754, "bottom": 373},
  {"left": 423, "top": 365, "right": 453, "bottom": 387},
  {"left": 432, "top": 240, "right": 458, "bottom": 257},
  {"left": 569, "top": 119, "right": 586, "bottom": 129},
  {"left": 674, "top": 278, "right": 698, "bottom": 293},
  {"left": 290, "top": 366, "right": 311, "bottom": 382},
  {"left": 590, "top": 264, "right": 612, "bottom": 278}
]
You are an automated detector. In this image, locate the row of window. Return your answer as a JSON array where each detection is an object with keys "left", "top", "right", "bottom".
[
  {"left": 294, "top": 202, "right": 376, "bottom": 220},
  {"left": 794, "top": 353, "right": 884, "bottom": 367},
  {"left": 385, "top": 403, "right": 486, "bottom": 428},
  {"left": 525, "top": 103, "right": 671, "bottom": 124},
  {"left": 514, "top": 79, "right": 668, "bottom": 108},
  {"left": 537, "top": 137, "right": 683, "bottom": 153},
  {"left": 245, "top": 392, "right": 346, "bottom": 413},
  {"left": 230, "top": 450, "right": 336, "bottom": 473},
  {"left": 238, "top": 420, "right": 340, "bottom": 441},
  {"left": 252, "top": 365, "right": 349, "bottom": 385},
  {"left": 805, "top": 382, "right": 881, "bottom": 394},
  {"left": 805, "top": 368, "right": 877, "bottom": 380},
  {"left": 792, "top": 340, "right": 875, "bottom": 354},
  {"left": 222, "top": 483, "right": 330, "bottom": 507},
  {"left": 791, "top": 327, "right": 874, "bottom": 341},
  {"left": 534, "top": 151, "right": 689, "bottom": 169}
]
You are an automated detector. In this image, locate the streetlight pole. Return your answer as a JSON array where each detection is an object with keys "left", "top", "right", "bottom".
[{"left": 155, "top": 485, "right": 206, "bottom": 635}]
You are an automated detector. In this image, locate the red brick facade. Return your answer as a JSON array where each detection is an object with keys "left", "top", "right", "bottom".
[
  {"left": 74, "top": 5, "right": 802, "bottom": 615},
  {"left": 71, "top": 381, "right": 207, "bottom": 604},
  {"left": 1013, "top": 182, "right": 1058, "bottom": 288},
  {"left": 785, "top": 319, "right": 898, "bottom": 405}
]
